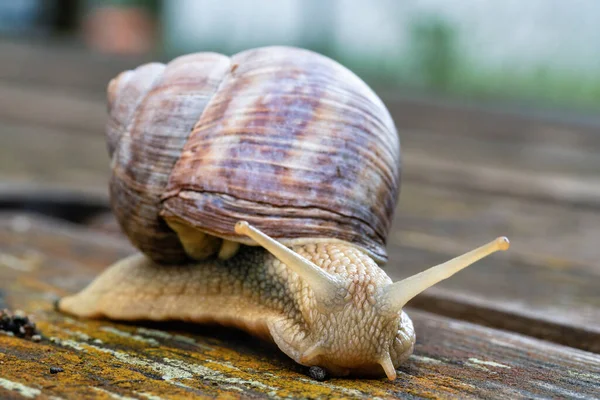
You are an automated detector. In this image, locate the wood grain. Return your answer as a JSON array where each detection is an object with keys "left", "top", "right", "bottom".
[
  {"left": 404, "top": 153, "right": 600, "bottom": 209},
  {"left": 390, "top": 97, "right": 600, "bottom": 208},
  {"left": 2, "top": 37, "right": 600, "bottom": 208},
  {"left": 1, "top": 213, "right": 599, "bottom": 399},
  {"left": 0, "top": 39, "right": 149, "bottom": 92},
  {"left": 3, "top": 79, "right": 600, "bottom": 210},
  {"left": 0, "top": 83, "right": 106, "bottom": 136},
  {"left": 1, "top": 38, "right": 600, "bottom": 398},
  {"left": 386, "top": 182, "right": 600, "bottom": 352},
  {"left": 0, "top": 121, "right": 108, "bottom": 187},
  {"left": 3, "top": 167, "right": 599, "bottom": 353},
  {"left": 2, "top": 98, "right": 599, "bottom": 352},
  {"left": 396, "top": 183, "right": 600, "bottom": 278}
]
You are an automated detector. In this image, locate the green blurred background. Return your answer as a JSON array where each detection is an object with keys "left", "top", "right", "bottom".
[{"left": 2, "top": 0, "right": 599, "bottom": 111}]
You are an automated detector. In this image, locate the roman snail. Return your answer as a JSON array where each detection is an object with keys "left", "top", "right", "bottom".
[{"left": 58, "top": 46, "right": 509, "bottom": 380}]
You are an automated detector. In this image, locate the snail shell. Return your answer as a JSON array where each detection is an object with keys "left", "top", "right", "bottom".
[{"left": 107, "top": 46, "right": 400, "bottom": 265}]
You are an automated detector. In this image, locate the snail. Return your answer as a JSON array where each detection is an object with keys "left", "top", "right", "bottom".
[{"left": 58, "top": 46, "right": 509, "bottom": 380}]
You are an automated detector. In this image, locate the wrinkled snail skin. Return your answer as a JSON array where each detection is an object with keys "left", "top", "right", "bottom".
[
  {"left": 58, "top": 46, "right": 510, "bottom": 380},
  {"left": 58, "top": 242, "right": 416, "bottom": 379}
]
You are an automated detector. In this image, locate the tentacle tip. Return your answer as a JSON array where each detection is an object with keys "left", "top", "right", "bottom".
[
  {"left": 299, "top": 343, "right": 324, "bottom": 364},
  {"left": 234, "top": 221, "right": 249, "bottom": 235},
  {"left": 384, "top": 368, "right": 397, "bottom": 381},
  {"left": 379, "top": 355, "right": 397, "bottom": 381},
  {"left": 496, "top": 236, "right": 510, "bottom": 251}
]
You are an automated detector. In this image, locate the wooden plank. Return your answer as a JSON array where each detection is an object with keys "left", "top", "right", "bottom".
[
  {"left": 392, "top": 99, "right": 600, "bottom": 206},
  {"left": 396, "top": 182, "right": 600, "bottom": 271},
  {"left": 0, "top": 39, "right": 149, "bottom": 92},
  {"left": 0, "top": 183, "right": 108, "bottom": 224},
  {"left": 385, "top": 94, "right": 600, "bottom": 145},
  {"left": 2, "top": 79, "right": 600, "bottom": 208},
  {"left": 1, "top": 38, "right": 599, "bottom": 208},
  {"left": 385, "top": 182, "right": 600, "bottom": 352},
  {"left": 2, "top": 114, "right": 599, "bottom": 350},
  {"left": 401, "top": 125, "right": 600, "bottom": 178},
  {"left": 2, "top": 174, "right": 598, "bottom": 354},
  {"left": 1, "top": 213, "right": 599, "bottom": 399},
  {"left": 0, "top": 83, "right": 106, "bottom": 136},
  {"left": 403, "top": 153, "right": 600, "bottom": 210},
  {"left": 0, "top": 121, "right": 109, "bottom": 188}
]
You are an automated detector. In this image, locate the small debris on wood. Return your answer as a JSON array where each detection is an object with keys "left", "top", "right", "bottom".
[
  {"left": 308, "top": 366, "right": 327, "bottom": 381},
  {"left": 50, "top": 367, "right": 64, "bottom": 374},
  {"left": 0, "top": 308, "right": 41, "bottom": 340}
]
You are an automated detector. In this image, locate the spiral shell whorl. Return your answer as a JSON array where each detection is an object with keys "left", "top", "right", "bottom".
[
  {"left": 161, "top": 47, "right": 400, "bottom": 264},
  {"left": 107, "top": 54, "right": 231, "bottom": 263},
  {"left": 107, "top": 46, "right": 400, "bottom": 264}
]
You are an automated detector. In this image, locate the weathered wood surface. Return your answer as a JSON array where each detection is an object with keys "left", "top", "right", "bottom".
[
  {"left": 0, "top": 120, "right": 108, "bottom": 188},
  {"left": 2, "top": 38, "right": 600, "bottom": 398},
  {"left": 4, "top": 168, "right": 599, "bottom": 354},
  {"left": 2, "top": 71, "right": 600, "bottom": 353},
  {"left": 0, "top": 83, "right": 106, "bottom": 136},
  {"left": 0, "top": 39, "right": 149, "bottom": 92},
  {"left": 3, "top": 38, "right": 600, "bottom": 185},
  {"left": 388, "top": 183, "right": 600, "bottom": 352},
  {"left": 4, "top": 35, "right": 600, "bottom": 214},
  {"left": 1, "top": 213, "right": 599, "bottom": 400}
]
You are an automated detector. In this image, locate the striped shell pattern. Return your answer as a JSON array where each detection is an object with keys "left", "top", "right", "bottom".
[{"left": 107, "top": 46, "right": 400, "bottom": 265}]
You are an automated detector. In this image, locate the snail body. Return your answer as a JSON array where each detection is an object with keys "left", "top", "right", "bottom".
[{"left": 59, "top": 46, "right": 509, "bottom": 380}]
